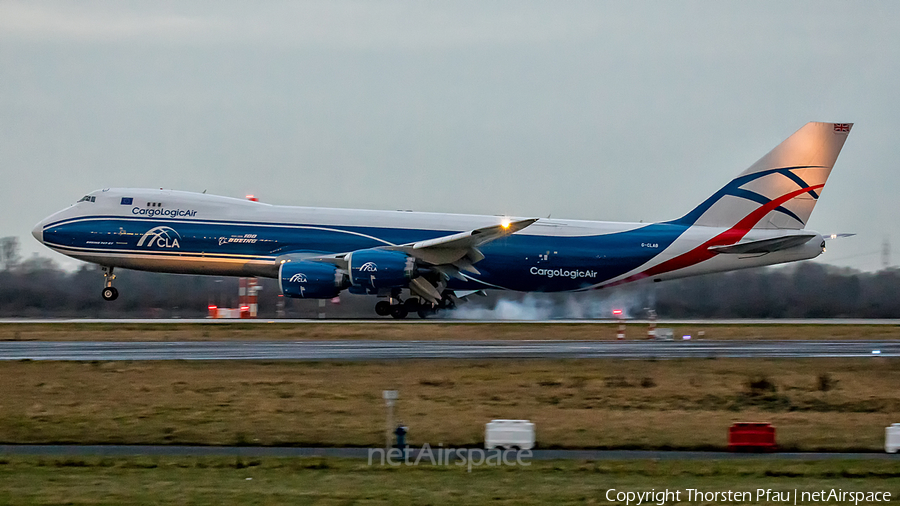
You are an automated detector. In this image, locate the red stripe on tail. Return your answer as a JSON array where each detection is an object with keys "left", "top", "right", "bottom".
[{"left": 608, "top": 184, "right": 825, "bottom": 286}]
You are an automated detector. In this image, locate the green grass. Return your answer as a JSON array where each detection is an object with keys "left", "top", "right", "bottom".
[{"left": 0, "top": 456, "right": 898, "bottom": 505}]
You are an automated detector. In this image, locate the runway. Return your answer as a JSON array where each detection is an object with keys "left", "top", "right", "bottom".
[
  {"left": 0, "top": 445, "right": 895, "bottom": 461},
  {"left": 0, "top": 340, "right": 897, "bottom": 360}
]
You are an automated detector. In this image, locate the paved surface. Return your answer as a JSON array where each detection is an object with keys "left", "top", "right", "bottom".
[
  {"left": 0, "top": 340, "right": 897, "bottom": 361},
  {"left": 2, "top": 318, "right": 900, "bottom": 324},
  {"left": 0, "top": 445, "right": 896, "bottom": 460}
]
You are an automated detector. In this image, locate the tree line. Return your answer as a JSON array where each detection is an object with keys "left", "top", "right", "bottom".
[
  {"left": 1, "top": 236, "right": 897, "bottom": 318},
  {"left": 653, "top": 262, "right": 900, "bottom": 318}
]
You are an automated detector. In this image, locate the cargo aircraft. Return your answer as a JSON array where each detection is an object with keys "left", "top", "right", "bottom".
[{"left": 32, "top": 122, "right": 851, "bottom": 318}]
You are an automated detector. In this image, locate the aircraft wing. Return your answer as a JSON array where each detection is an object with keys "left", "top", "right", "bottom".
[
  {"left": 290, "top": 218, "right": 538, "bottom": 276},
  {"left": 408, "top": 219, "right": 537, "bottom": 250},
  {"left": 297, "top": 218, "right": 537, "bottom": 302},
  {"left": 708, "top": 234, "right": 817, "bottom": 255},
  {"left": 389, "top": 218, "right": 538, "bottom": 275}
]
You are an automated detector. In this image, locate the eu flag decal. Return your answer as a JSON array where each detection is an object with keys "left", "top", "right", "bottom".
[{"left": 120, "top": 197, "right": 133, "bottom": 205}]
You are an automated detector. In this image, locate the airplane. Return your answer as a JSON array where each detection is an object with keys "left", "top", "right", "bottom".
[{"left": 32, "top": 122, "right": 851, "bottom": 318}]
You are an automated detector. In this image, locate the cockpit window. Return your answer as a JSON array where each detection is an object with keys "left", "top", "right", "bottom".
[{"left": 77, "top": 196, "right": 96, "bottom": 203}]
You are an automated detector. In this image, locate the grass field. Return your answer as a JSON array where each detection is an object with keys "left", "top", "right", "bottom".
[
  {"left": 1, "top": 322, "right": 900, "bottom": 341},
  {"left": 1, "top": 456, "right": 898, "bottom": 505},
  {"left": 3, "top": 358, "right": 898, "bottom": 450}
]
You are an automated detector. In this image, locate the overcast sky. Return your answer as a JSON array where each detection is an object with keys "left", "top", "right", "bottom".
[{"left": 1, "top": 1, "right": 898, "bottom": 271}]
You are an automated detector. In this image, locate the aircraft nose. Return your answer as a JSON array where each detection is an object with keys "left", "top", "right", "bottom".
[{"left": 31, "top": 220, "right": 44, "bottom": 243}]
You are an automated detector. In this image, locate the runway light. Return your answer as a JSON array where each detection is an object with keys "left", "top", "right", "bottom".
[
  {"left": 873, "top": 350, "right": 882, "bottom": 355},
  {"left": 208, "top": 305, "right": 217, "bottom": 310},
  {"left": 241, "top": 306, "right": 250, "bottom": 311},
  {"left": 612, "top": 309, "right": 623, "bottom": 316}
]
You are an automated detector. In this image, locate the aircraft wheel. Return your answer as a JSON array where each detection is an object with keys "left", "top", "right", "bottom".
[
  {"left": 417, "top": 308, "right": 433, "bottom": 319},
  {"left": 403, "top": 298, "right": 421, "bottom": 312},
  {"left": 102, "top": 287, "right": 119, "bottom": 301},
  {"left": 390, "top": 305, "right": 408, "bottom": 319},
  {"left": 375, "top": 301, "right": 392, "bottom": 316}
]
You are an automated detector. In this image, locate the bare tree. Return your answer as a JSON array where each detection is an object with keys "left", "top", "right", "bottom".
[{"left": 0, "top": 237, "right": 20, "bottom": 271}]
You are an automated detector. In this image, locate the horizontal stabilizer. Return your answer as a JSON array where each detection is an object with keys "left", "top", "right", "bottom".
[{"left": 708, "top": 234, "right": 817, "bottom": 255}]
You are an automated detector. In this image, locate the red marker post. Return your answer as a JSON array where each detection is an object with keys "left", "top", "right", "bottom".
[{"left": 613, "top": 309, "right": 625, "bottom": 340}]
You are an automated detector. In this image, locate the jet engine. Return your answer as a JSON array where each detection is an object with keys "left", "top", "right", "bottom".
[
  {"left": 279, "top": 261, "right": 348, "bottom": 299},
  {"left": 347, "top": 249, "right": 416, "bottom": 289}
]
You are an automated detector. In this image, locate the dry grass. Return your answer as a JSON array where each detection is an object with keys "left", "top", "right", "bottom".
[
  {"left": 2, "top": 358, "right": 898, "bottom": 450},
  {"left": 1, "top": 322, "right": 899, "bottom": 341}
]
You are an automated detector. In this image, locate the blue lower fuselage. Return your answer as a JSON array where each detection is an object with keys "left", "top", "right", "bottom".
[{"left": 41, "top": 214, "right": 689, "bottom": 292}]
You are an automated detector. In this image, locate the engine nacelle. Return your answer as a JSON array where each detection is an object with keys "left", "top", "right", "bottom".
[
  {"left": 347, "top": 249, "right": 416, "bottom": 289},
  {"left": 279, "top": 261, "right": 348, "bottom": 299}
]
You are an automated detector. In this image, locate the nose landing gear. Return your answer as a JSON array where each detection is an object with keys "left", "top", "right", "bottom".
[{"left": 101, "top": 266, "right": 119, "bottom": 301}]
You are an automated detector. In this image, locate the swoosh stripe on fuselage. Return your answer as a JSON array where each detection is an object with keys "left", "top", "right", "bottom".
[{"left": 41, "top": 215, "right": 691, "bottom": 292}]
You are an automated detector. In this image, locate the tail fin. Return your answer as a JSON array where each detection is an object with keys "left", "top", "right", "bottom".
[{"left": 673, "top": 122, "right": 852, "bottom": 230}]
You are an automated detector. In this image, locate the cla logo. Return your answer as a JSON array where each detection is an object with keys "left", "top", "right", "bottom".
[
  {"left": 289, "top": 273, "right": 308, "bottom": 283},
  {"left": 358, "top": 262, "right": 378, "bottom": 272},
  {"left": 137, "top": 226, "right": 181, "bottom": 249}
]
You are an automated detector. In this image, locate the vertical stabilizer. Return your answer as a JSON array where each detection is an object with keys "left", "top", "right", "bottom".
[{"left": 674, "top": 122, "right": 851, "bottom": 230}]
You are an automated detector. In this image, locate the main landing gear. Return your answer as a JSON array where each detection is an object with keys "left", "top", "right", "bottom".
[
  {"left": 374, "top": 299, "right": 411, "bottom": 319},
  {"left": 374, "top": 292, "right": 457, "bottom": 319},
  {"left": 101, "top": 266, "right": 119, "bottom": 301}
]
